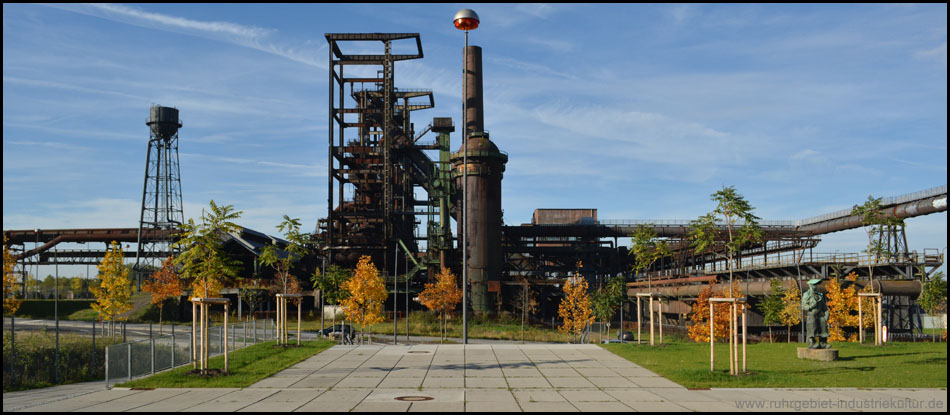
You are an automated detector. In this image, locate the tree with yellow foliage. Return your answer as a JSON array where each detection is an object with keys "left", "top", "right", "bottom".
[
  {"left": 3, "top": 235, "right": 23, "bottom": 315},
  {"left": 142, "top": 257, "right": 182, "bottom": 331},
  {"left": 688, "top": 280, "right": 742, "bottom": 342},
  {"left": 90, "top": 241, "right": 133, "bottom": 335},
  {"left": 341, "top": 256, "right": 387, "bottom": 344},
  {"left": 419, "top": 267, "right": 462, "bottom": 343},
  {"left": 558, "top": 263, "right": 594, "bottom": 343},
  {"left": 778, "top": 281, "right": 802, "bottom": 343},
  {"left": 826, "top": 272, "right": 867, "bottom": 342}
]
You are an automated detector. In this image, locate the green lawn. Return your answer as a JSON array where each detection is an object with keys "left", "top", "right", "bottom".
[
  {"left": 116, "top": 339, "right": 334, "bottom": 388},
  {"left": 602, "top": 340, "right": 947, "bottom": 389}
]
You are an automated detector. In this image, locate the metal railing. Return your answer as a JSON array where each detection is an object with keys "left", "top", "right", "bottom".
[
  {"left": 697, "top": 251, "right": 944, "bottom": 275},
  {"left": 104, "top": 319, "right": 275, "bottom": 387}
]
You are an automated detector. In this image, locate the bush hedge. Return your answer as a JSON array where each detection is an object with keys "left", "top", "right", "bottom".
[
  {"left": 13, "top": 300, "right": 95, "bottom": 319},
  {"left": 2, "top": 330, "right": 123, "bottom": 391}
]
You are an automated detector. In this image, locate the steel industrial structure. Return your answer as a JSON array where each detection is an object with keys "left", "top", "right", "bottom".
[
  {"left": 4, "top": 31, "right": 946, "bottom": 333},
  {"left": 134, "top": 105, "right": 185, "bottom": 288}
]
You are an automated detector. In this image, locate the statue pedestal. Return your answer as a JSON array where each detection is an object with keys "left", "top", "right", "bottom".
[{"left": 797, "top": 347, "right": 838, "bottom": 361}]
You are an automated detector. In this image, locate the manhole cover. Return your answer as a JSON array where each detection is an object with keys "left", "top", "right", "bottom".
[
  {"left": 394, "top": 396, "right": 434, "bottom": 402},
  {"left": 407, "top": 350, "right": 430, "bottom": 354}
]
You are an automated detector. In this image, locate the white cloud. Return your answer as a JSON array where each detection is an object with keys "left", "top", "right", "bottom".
[
  {"left": 915, "top": 41, "right": 948, "bottom": 66},
  {"left": 46, "top": 4, "right": 327, "bottom": 69}
]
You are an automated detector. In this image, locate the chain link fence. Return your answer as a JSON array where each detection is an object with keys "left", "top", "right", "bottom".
[{"left": 104, "top": 319, "right": 275, "bottom": 387}]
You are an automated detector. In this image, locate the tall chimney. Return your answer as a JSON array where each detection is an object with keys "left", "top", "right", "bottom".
[{"left": 464, "top": 45, "right": 484, "bottom": 136}]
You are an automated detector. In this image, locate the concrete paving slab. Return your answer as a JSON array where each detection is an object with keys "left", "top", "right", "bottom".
[
  {"left": 585, "top": 376, "right": 639, "bottom": 388},
  {"left": 409, "top": 401, "right": 466, "bottom": 412},
  {"left": 513, "top": 389, "right": 567, "bottom": 403},
  {"left": 74, "top": 389, "right": 190, "bottom": 412},
  {"left": 506, "top": 377, "right": 552, "bottom": 389},
  {"left": 677, "top": 400, "right": 752, "bottom": 412},
  {"left": 464, "top": 389, "right": 517, "bottom": 402},
  {"left": 538, "top": 368, "right": 582, "bottom": 377},
  {"left": 237, "top": 389, "right": 323, "bottom": 412},
  {"left": 517, "top": 401, "right": 579, "bottom": 412},
  {"left": 627, "top": 376, "right": 683, "bottom": 388},
  {"left": 352, "top": 401, "right": 411, "bottom": 412},
  {"left": 251, "top": 376, "right": 306, "bottom": 388},
  {"left": 503, "top": 368, "right": 544, "bottom": 377},
  {"left": 378, "top": 376, "right": 424, "bottom": 388},
  {"left": 422, "top": 376, "right": 464, "bottom": 388},
  {"left": 292, "top": 375, "right": 342, "bottom": 388},
  {"left": 602, "top": 388, "right": 667, "bottom": 403},
  {"left": 181, "top": 389, "right": 278, "bottom": 412},
  {"left": 465, "top": 401, "right": 523, "bottom": 412},
  {"left": 293, "top": 388, "right": 371, "bottom": 412},
  {"left": 548, "top": 376, "right": 597, "bottom": 389},
  {"left": 336, "top": 376, "right": 384, "bottom": 388},
  {"left": 571, "top": 401, "right": 635, "bottom": 412},
  {"left": 18, "top": 389, "right": 145, "bottom": 412},
  {"left": 622, "top": 400, "right": 690, "bottom": 411},
  {"left": 126, "top": 389, "right": 239, "bottom": 412},
  {"left": 464, "top": 377, "right": 508, "bottom": 389},
  {"left": 558, "top": 389, "right": 617, "bottom": 402}
]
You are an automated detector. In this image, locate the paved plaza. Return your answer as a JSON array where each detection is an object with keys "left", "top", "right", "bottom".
[{"left": 4, "top": 344, "right": 946, "bottom": 412}]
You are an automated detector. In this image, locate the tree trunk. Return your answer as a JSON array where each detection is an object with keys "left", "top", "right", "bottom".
[{"left": 768, "top": 326, "right": 772, "bottom": 343}]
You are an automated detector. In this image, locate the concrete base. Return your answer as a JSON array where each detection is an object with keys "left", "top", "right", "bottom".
[{"left": 797, "top": 347, "right": 838, "bottom": 361}]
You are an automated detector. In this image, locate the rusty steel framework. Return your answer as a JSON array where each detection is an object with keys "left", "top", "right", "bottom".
[{"left": 319, "top": 33, "right": 443, "bottom": 274}]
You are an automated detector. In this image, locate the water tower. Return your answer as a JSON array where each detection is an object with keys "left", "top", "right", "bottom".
[{"left": 134, "top": 105, "right": 184, "bottom": 288}]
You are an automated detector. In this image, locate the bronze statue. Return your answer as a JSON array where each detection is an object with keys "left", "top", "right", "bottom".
[{"left": 802, "top": 279, "right": 830, "bottom": 349}]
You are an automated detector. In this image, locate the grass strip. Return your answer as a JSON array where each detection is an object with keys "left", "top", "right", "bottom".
[
  {"left": 116, "top": 340, "right": 334, "bottom": 388},
  {"left": 602, "top": 340, "right": 947, "bottom": 389}
]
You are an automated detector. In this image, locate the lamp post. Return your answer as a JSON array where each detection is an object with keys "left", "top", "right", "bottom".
[{"left": 454, "top": 7, "right": 479, "bottom": 346}]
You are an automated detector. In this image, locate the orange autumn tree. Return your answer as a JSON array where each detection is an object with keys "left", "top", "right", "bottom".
[
  {"left": 558, "top": 262, "right": 594, "bottom": 343},
  {"left": 142, "top": 257, "right": 182, "bottom": 331},
  {"left": 341, "top": 255, "right": 387, "bottom": 344},
  {"left": 419, "top": 267, "right": 462, "bottom": 343},
  {"left": 688, "top": 280, "right": 743, "bottom": 342},
  {"left": 826, "top": 272, "right": 873, "bottom": 342},
  {"left": 3, "top": 235, "right": 23, "bottom": 316},
  {"left": 778, "top": 281, "right": 802, "bottom": 343}
]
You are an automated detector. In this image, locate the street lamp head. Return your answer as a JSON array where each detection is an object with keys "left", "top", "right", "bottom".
[{"left": 454, "top": 9, "right": 480, "bottom": 31}]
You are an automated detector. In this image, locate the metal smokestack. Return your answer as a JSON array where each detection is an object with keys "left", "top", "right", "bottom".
[
  {"left": 452, "top": 44, "right": 507, "bottom": 314},
  {"left": 464, "top": 45, "right": 484, "bottom": 136}
]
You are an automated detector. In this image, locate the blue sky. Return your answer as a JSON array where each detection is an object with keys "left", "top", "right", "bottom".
[{"left": 3, "top": 4, "right": 947, "bottom": 278}]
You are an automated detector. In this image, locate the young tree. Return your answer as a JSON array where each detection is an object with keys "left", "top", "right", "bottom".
[
  {"left": 418, "top": 267, "right": 462, "bottom": 343},
  {"left": 687, "top": 280, "right": 742, "bottom": 342},
  {"left": 3, "top": 236, "right": 23, "bottom": 315},
  {"left": 142, "top": 257, "right": 182, "bottom": 330},
  {"left": 173, "top": 200, "right": 243, "bottom": 299},
  {"left": 239, "top": 277, "right": 269, "bottom": 321},
  {"left": 341, "top": 256, "right": 387, "bottom": 344},
  {"left": 90, "top": 241, "right": 133, "bottom": 335},
  {"left": 629, "top": 224, "right": 671, "bottom": 291},
  {"left": 917, "top": 271, "right": 947, "bottom": 342},
  {"left": 591, "top": 275, "right": 625, "bottom": 342},
  {"left": 311, "top": 264, "right": 352, "bottom": 327},
  {"left": 558, "top": 263, "right": 594, "bottom": 343},
  {"left": 759, "top": 279, "right": 786, "bottom": 343},
  {"left": 69, "top": 276, "right": 85, "bottom": 298},
  {"left": 826, "top": 272, "right": 861, "bottom": 342},
  {"left": 851, "top": 195, "right": 904, "bottom": 286},
  {"left": 260, "top": 215, "right": 311, "bottom": 298},
  {"left": 689, "top": 186, "right": 763, "bottom": 297},
  {"left": 513, "top": 279, "right": 539, "bottom": 344},
  {"left": 778, "top": 281, "right": 802, "bottom": 343}
]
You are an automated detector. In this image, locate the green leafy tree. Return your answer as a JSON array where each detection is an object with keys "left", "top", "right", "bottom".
[
  {"left": 917, "top": 271, "right": 947, "bottom": 342},
  {"left": 851, "top": 195, "right": 905, "bottom": 287},
  {"left": 239, "top": 277, "right": 269, "bottom": 321},
  {"left": 259, "top": 215, "right": 311, "bottom": 299},
  {"left": 689, "top": 186, "right": 763, "bottom": 297},
  {"left": 173, "top": 200, "right": 243, "bottom": 299},
  {"left": 90, "top": 241, "right": 133, "bottom": 335},
  {"left": 629, "top": 224, "right": 671, "bottom": 291},
  {"left": 312, "top": 264, "right": 353, "bottom": 327},
  {"left": 760, "top": 279, "right": 786, "bottom": 343}
]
